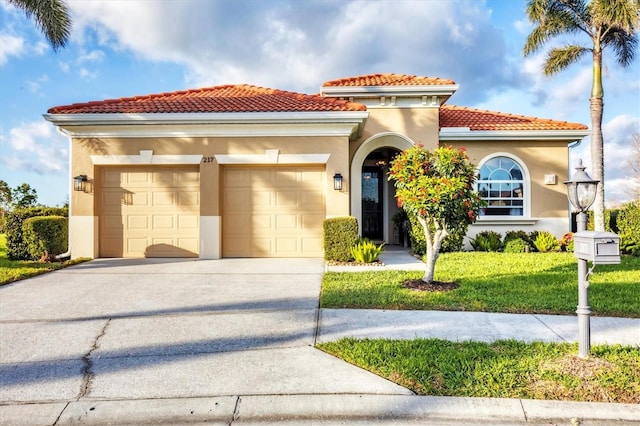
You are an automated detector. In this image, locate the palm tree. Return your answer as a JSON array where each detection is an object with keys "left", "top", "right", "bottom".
[
  {"left": 523, "top": 0, "right": 639, "bottom": 231},
  {"left": 7, "top": 0, "right": 72, "bottom": 50}
]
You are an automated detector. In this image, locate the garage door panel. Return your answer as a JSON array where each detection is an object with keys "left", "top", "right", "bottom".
[
  {"left": 100, "top": 167, "right": 199, "bottom": 258},
  {"left": 276, "top": 191, "right": 297, "bottom": 206},
  {"left": 276, "top": 214, "right": 298, "bottom": 229},
  {"left": 152, "top": 216, "right": 174, "bottom": 230},
  {"left": 179, "top": 192, "right": 199, "bottom": 207},
  {"left": 128, "top": 215, "right": 149, "bottom": 230},
  {"left": 252, "top": 214, "right": 273, "bottom": 230},
  {"left": 302, "top": 214, "right": 324, "bottom": 230},
  {"left": 222, "top": 166, "right": 325, "bottom": 257},
  {"left": 177, "top": 215, "right": 199, "bottom": 229}
]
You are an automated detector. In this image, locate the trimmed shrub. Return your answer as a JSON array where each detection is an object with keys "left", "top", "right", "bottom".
[
  {"left": 503, "top": 238, "right": 529, "bottom": 253},
  {"left": 23, "top": 216, "right": 68, "bottom": 261},
  {"left": 533, "top": 231, "right": 560, "bottom": 253},
  {"left": 470, "top": 231, "right": 502, "bottom": 252},
  {"left": 528, "top": 231, "right": 540, "bottom": 252},
  {"left": 617, "top": 201, "right": 640, "bottom": 256},
  {"left": 350, "top": 238, "right": 384, "bottom": 263},
  {"left": 504, "top": 230, "right": 533, "bottom": 252},
  {"left": 5, "top": 207, "right": 68, "bottom": 260},
  {"left": 323, "top": 216, "right": 359, "bottom": 261}
]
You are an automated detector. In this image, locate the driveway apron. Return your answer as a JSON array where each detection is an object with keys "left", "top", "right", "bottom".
[{"left": 0, "top": 258, "right": 410, "bottom": 404}]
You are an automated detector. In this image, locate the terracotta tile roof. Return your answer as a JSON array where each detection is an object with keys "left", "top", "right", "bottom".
[
  {"left": 47, "top": 84, "right": 366, "bottom": 114},
  {"left": 440, "top": 105, "right": 588, "bottom": 131},
  {"left": 322, "top": 73, "right": 456, "bottom": 87}
]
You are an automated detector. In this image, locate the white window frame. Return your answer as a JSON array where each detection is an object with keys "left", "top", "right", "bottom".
[{"left": 476, "top": 153, "right": 531, "bottom": 221}]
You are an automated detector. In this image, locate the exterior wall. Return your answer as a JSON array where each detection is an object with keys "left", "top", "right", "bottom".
[
  {"left": 449, "top": 140, "right": 570, "bottom": 219},
  {"left": 69, "top": 134, "right": 351, "bottom": 259},
  {"left": 448, "top": 140, "right": 572, "bottom": 248},
  {"left": 350, "top": 107, "right": 439, "bottom": 160}
]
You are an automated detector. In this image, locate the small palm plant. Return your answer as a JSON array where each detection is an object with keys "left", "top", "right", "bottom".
[{"left": 350, "top": 239, "right": 385, "bottom": 263}]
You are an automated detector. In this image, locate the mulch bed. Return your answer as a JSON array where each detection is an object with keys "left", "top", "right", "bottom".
[{"left": 403, "top": 279, "right": 460, "bottom": 292}]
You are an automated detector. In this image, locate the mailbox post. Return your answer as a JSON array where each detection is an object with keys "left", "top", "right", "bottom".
[
  {"left": 564, "top": 160, "right": 599, "bottom": 358},
  {"left": 572, "top": 231, "right": 621, "bottom": 357}
]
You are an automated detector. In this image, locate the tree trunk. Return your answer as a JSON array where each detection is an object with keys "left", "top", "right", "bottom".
[
  {"left": 591, "top": 46, "right": 606, "bottom": 231},
  {"left": 418, "top": 216, "right": 447, "bottom": 283}
]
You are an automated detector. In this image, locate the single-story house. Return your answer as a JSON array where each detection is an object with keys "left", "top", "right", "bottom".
[{"left": 45, "top": 73, "right": 589, "bottom": 259}]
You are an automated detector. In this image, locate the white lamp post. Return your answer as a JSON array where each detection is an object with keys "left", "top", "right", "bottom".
[{"left": 564, "top": 159, "right": 599, "bottom": 358}]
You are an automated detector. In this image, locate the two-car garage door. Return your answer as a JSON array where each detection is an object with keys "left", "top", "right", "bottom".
[{"left": 99, "top": 165, "right": 326, "bottom": 258}]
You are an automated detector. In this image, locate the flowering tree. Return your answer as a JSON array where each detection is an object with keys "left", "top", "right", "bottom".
[{"left": 388, "top": 145, "right": 484, "bottom": 283}]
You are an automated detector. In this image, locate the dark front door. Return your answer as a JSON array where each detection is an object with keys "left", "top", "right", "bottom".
[{"left": 362, "top": 167, "right": 383, "bottom": 240}]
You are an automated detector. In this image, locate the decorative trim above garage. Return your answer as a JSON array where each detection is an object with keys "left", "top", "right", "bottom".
[
  {"left": 215, "top": 150, "right": 330, "bottom": 165},
  {"left": 91, "top": 150, "right": 203, "bottom": 165}
]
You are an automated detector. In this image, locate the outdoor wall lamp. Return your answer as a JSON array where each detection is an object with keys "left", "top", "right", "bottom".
[
  {"left": 73, "top": 175, "right": 88, "bottom": 192},
  {"left": 564, "top": 159, "right": 600, "bottom": 359},
  {"left": 333, "top": 173, "right": 343, "bottom": 191}
]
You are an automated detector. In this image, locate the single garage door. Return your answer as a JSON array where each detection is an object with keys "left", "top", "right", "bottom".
[
  {"left": 222, "top": 166, "right": 325, "bottom": 257},
  {"left": 99, "top": 166, "right": 200, "bottom": 258}
]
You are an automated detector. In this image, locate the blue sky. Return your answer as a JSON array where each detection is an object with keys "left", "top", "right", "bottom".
[{"left": 1, "top": 0, "right": 638, "bottom": 207}]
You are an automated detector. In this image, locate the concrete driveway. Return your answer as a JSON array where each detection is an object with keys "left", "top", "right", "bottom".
[{"left": 0, "top": 258, "right": 410, "bottom": 412}]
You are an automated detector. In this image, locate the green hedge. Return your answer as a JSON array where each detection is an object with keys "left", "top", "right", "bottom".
[
  {"left": 23, "top": 216, "right": 68, "bottom": 261},
  {"left": 618, "top": 201, "right": 640, "bottom": 256},
  {"left": 5, "top": 207, "right": 68, "bottom": 260},
  {"left": 323, "top": 216, "right": 359, "bottom": 261}
]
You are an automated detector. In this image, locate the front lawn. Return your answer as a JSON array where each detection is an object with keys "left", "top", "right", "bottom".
[
  {"left": 0, "top": 234, "right": 85, "bottom": 285},
  {"left": 318, "top": 338, "right": 640, "bottom": 403},
  {"left": 321, "top": 252, "right": 640, "bottom": 317}
]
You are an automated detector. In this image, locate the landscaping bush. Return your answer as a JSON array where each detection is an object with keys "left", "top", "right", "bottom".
[
  {"left": 503, "top": 238, "right": 529, "bottom": 253},
  {"left": 350, "top": 238, "right": 384, "bottom": 263},
  {"left": 23, "top": 216, "right": 68, "bottom": 261},
  {"left": 533, "top": 231, "right": 560, "bottom": 253},
  {"left": 5, "top": 207, "right": 68, "bottom": 260},
  {"left": 323, "top": 216, "right": 359, "bottom": 262},
  {"left": 559, "top": 232, "right": 574, "bottom": 252},
  {"left": 504, "top": 230, "right": 533, "bottom": 252},
  {"left": 470, "top": 231, "right": 502, "bottom": 252},
  {"left": 528, "top": 231, "right": 540, "bottom": 252},
  {"left": 617, "top": 200, "right": 640, "bottom": 256}
]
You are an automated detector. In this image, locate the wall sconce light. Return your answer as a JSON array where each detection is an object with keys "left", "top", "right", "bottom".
[
  {"left": 73, "top": 175, "right": 88, "bottom": 192},
  {"left": 333, "top": 173, "right": 343, "bottom": 191}
]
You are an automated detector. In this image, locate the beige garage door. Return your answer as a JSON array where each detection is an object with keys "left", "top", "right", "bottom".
[
  {"left": 222, "top": 166, "right": 325, "bottom": 257},
  {"left": 99, "top": 167, "right": 200, "bottom": 258}
]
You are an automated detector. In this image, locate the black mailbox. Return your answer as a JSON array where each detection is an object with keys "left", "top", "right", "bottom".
[{"left": 573, "top": 231, "right": 621, "bottom": 264}]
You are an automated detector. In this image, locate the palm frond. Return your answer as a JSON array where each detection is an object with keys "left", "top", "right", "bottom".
[
  {"left": 544, "top": 45, "right": 589, "bottom": 75},
  {"left": 604, "top": 28, "right": 638, "bottom": 67},
  {"left": 8, "top": 0, "right": 72, "bottom": 50},
  {"left": 523, "top": 0, "right": 588, "bottom": 56},
  {"left": 590, "top": 0, "right": 640, "bottom": 34}
]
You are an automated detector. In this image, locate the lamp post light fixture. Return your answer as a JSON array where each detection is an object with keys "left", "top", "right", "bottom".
[
  {"left": 73, "top": 175, "right": 88, "bottom": 192},
  {"left": 333, "top": 173, "right": 343, "bottom": 191},
  {"left": 564, "top": 159, "right": 599, "bottom": 358}
]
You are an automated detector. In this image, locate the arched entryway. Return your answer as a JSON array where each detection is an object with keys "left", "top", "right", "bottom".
[{"left": 350, "top": 133, "right": 414, "bottom": 243}]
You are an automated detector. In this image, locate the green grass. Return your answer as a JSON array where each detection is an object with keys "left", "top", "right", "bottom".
[
  {"left": 318, "top": 338, "right": 640, "bottom": 403},
  {"left": 321, "top": 252, "right": 640, "bottom": 317},
  {"left": 0, "top": 234, "right": 86, "bottom": 285}
]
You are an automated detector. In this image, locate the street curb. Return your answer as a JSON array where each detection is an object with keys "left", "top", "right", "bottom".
[{"left": 2, "top": 395, "right": 639, "bottom": 425}]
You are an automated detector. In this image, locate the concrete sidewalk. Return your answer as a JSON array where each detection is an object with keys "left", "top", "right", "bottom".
[{"left": 1, "top": 255, "right": 638, "bottom": 425}]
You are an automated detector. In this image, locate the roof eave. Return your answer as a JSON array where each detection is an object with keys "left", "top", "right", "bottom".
[
  {"left": 43, "top": 111, "right": 370, "bottom": 140},
  {"left": 439, "top": 129, "right": 590, "bottom": 142},
  {"left": 320, "top": 84, "right": 460, "bottom": 98}
]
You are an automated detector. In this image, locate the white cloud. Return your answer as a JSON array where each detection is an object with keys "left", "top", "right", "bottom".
[
  {"left": 78, "top": 49, "right": 105, "bottom": 63},
  {"left": 2, "top": 122, "right": 68, "bottom": 175},
  {"left": 0, "top": 33, "right": 25, "bottom": 65}
]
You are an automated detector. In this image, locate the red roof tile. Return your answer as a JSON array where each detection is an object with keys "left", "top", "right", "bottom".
[
  {"left": 440, "top": 105, "right": 588, "bottom": 131},
  {"left": 47, "top": 84, "right": 367, "bottom": 114},
  {"left": 322, "top": 73, "right": 456, "bottom": 87}
]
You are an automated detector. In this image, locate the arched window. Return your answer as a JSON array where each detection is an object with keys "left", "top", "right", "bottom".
[{"left": 478, "top": 156, "right": 525, "bottom": 217}]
